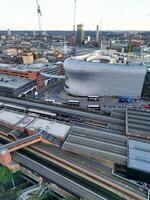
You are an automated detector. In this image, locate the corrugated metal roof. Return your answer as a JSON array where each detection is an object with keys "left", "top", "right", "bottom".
[
  {"left": 127, "top": 109, "right": 150, "bottom": 139},
  {"left": 128, "top": 139, "right": 150, "bottom": 173},
  {"left": 62, "top": 125, "right": 127, "bottom": 164}
]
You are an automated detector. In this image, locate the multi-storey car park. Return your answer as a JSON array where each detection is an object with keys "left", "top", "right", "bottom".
[
  {"left": 0, "top": 74, "right": 36, "bottom": 97},
  {"left": 0, "top": 97, "right": 149, "bottom": 200},
  {"left": 0, "top": 62, "right": 64, "bottom": 89}
]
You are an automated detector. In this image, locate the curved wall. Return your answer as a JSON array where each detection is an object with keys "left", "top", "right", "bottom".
[{"left": 64, "top": 57, "right": 147, "bottom": 97}]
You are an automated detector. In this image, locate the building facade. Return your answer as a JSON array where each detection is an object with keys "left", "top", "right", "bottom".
[
  {"left": 64, "top": 57, "right": 147, "bottom": 98},
  {"left": 77, "top": 24, "right": 84, "bottom": 45}
]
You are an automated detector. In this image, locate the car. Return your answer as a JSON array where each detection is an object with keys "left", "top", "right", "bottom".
[{"left": 144, "top": 104, "right": 150, "bottom": 109}]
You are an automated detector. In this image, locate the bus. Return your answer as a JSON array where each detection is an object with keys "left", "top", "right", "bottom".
[
  {"left": 44, "top": 99, "right": 55, "bottom": 103},
  {"left": 67, "top": 100, "right": 80, "bottom": 106},
  {"left": 87, "top": 105, "right": 100, "bottom": 110},
  {"left": 45, "top": 99, "right": 62, "bottom": 105},
  {"left": 118, "top": 96, "right": 133, "bottom": 103},
  {"left": 87, "top": 96, "right": 100, "bottom": 101}
]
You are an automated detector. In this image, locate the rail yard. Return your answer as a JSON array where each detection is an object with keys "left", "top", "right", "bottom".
[{"left": 0, "top": 97, "right": 149, "bottom": 199}]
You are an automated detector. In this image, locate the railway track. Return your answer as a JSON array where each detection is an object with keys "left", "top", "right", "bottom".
[
  {"left": 0, "top": 132, "right": 148, "bottom": 200},
  {"left": 0, "top": 96, "right": 124, "bottom": 124},
  {"left": 0, "top": 97, "right": 149, "bottom": 199},
  {"left": 0, "top": 137, "right": 116, "bottom": 200},
  {"left": 0, "top": 100, "right": 126, "bottom": 131}
]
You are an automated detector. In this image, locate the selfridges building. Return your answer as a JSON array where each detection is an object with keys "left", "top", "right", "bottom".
[{"left": 64, "top": 53, "right": 148, "bottom": 98}]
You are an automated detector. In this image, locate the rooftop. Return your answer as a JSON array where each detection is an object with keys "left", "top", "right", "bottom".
[
  {"left": 0, "top": 63, "right": 54, "bottom": 72},
  {"left": 27, "top": 118, "right": 71, "bottom": 139},
  {"left": 71, "top": 50, "right": 150, "bottom": 67},
  {"left": 128, "top": 139, "right": 150, "bottom": 173},
  {"left": 0, "top": 74, "right": 33, "bottom": 89},
  {"left": 0, "top": 110, "right": 25, "bottom": 125},
  {"left": 0, "top": 109, "right": 71, "bottom": 140}
]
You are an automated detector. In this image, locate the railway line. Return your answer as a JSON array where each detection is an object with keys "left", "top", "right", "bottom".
[
  {"left": 70, "top": 126, "right": 127, "bottom": 144},
  {"left": 0, "top": 100, "right": 126, "bottom": 132},
  {"left": 0, "top": 96, "right": 124, "bottom": 124},
  {"left": 0, "top": 97, "right": 149, "bottom": 199},
  {"left": 0, "top": 132, "right": 148, "bottom": 200},
  {"left": 0, "top": 137, "right": 118, "bottom": 200},
  {"left": 62, "top": 128, "right": 127, "bottom": 165},
  {"left": 64, "top": 135, "right": 127, "bottom": 154},
  {"left": 2, "top": 101, "right": 108, "bottom": 129},
  {"left": 13, "top": 151, "right": 107, "bottom": 200}
]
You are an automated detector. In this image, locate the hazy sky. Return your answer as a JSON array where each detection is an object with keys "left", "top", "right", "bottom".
[{"left": 0, "top": 0, "right": 150, "bottom": 31}]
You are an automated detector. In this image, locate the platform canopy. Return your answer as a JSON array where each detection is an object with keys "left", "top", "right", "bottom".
[{"left": 128, "top": 139, "right": 150, "bottom": 173}]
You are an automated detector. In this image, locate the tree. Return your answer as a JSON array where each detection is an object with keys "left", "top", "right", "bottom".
[
  {"left": 0, "top": 185, "right": 5, "bottom": 193},
  {"left": 0, "top": 167, "right": 14, "bottom": 184},
  {"left": 28, "top": 192, "right": 50, "bottom": 200},
  {"left": 59, "top": 198, "right": 77, "bottom": 200}
]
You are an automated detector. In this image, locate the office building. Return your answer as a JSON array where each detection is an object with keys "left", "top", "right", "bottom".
[{"left": 77, "top": 24, "right": 84, "bottom": 45}]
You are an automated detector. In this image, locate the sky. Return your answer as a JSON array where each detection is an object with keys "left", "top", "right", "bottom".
[{"left": 0, "top": 0, "right": 150, "bottom": 31}]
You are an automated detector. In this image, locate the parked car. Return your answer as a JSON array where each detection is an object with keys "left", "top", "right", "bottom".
[{"left": 144, "top": 104, "right": 150, "bottom": 109}]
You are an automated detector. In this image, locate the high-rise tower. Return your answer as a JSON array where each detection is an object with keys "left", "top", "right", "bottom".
[
  {"left": 77, "top": 24, "right": 84, "bottom": 45},
  {"left": 96, "top": 25, "right": 100, "bottom": 43}
]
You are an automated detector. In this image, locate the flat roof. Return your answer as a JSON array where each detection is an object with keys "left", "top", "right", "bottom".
[
  {"left": 0, "top": 75, "right": 33, "bottom": 89},
  {"left": 0, "top": 63, "right": 55, "bottom": 72},
  {"left": 0, "top": 109, "right": 71, "bottom": 140},
  {"left": 27, "top": 118, "right": 71, "bottom": 139},
  {"left": 0, "top": 110, "right": 25, "bottom": 125},
  {"left": 128, "top": 139, "right": 150, "bottom": 173},
  {"left": 127, "top": 109, "right": 150, "bottom": 139},
  {"left": 62, "top": 125, "right": 127, "bottom": 164},
  {"left": 17, "top": 115, "right": 36, "bottom": 128}
]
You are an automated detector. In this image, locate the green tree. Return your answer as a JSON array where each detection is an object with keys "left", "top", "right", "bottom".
[
  {"left": 29, "top": 192, "right": 50, "bottom": 200},
  {"left": 0, "top": 184, "right": 5, "bottom": 193},
  {"left": 59, "top": 198, "right": 77, "bottom": 200},
  {"left": 0, "top": 167, "right": 13, "bottom": 184}
]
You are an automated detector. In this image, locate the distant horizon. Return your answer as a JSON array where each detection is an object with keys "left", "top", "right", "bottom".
[{"left": 1, "top": 29, "right": 150, "bottom": 32}]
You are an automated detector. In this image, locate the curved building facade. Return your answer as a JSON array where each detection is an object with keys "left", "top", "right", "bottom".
[{"left": 64, "top": 56, "right": 147, "bottom": 98}]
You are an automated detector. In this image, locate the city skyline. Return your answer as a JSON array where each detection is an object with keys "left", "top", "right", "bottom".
[{"left": 0, "top": 0, "right": 150, "bottom": 31}]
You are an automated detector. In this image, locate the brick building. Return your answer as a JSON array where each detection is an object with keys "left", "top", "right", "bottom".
[{"left": 0, "top": 63, "right": 64, "bottom": 89}]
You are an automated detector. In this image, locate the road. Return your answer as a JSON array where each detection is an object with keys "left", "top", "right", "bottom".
[
  {"left": 0, "top": 96, "right": 124, "bottom": 124},
  {"left": 37, "top": 80, "right": 147, "bottom": 113}
]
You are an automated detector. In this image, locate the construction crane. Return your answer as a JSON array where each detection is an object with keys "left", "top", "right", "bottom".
[
  {"left": 35, "top": 0, "right": 42, "bottom": 32},
  {"left": 72, "top": 0, "right": 77, "bottom": 56},
  {"left": 73, "top": 0, "right": 77, "bottom": 34}
]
